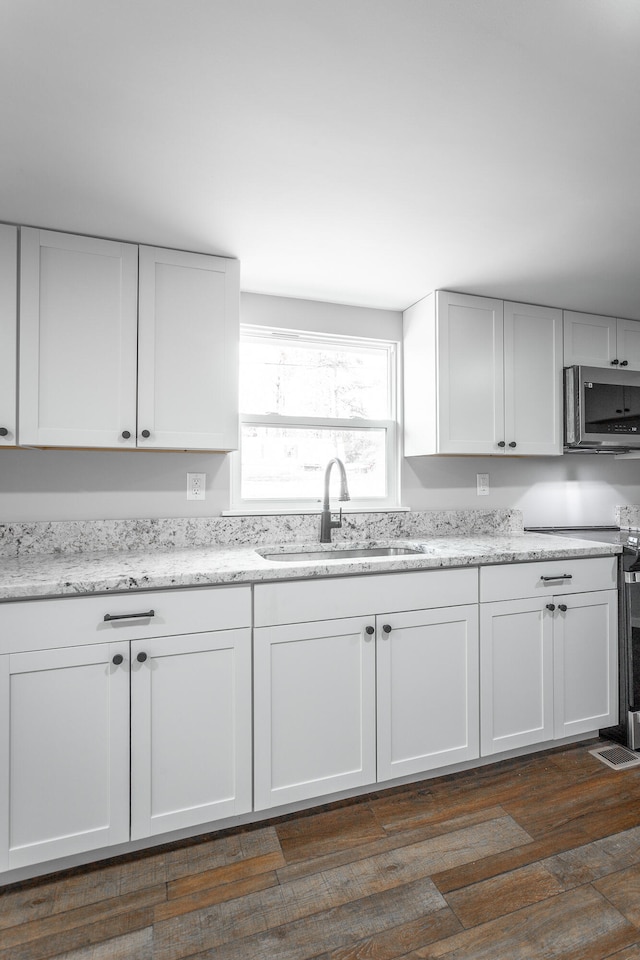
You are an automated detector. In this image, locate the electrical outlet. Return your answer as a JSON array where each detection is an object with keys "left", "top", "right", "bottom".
[
  {"left": 187, "top": 473, "right": 206, "bottom": 501},
  {"left": 476, "top": 473, "right": 489, "bottom": 496}
]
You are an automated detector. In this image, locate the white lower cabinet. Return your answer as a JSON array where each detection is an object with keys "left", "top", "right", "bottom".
[
  {"left": 553, "top": 590, "right": 617, "bottom": 739},
  {"left": 253, "top": 568, "right": 480, "bottom": 810},
  {"left": 480, "top": 597, "right": 555, "bottom": 755},
  {"left": 376, "top": 605, "right": 479, "bottom": 781},
  {"left": 130, "top": 629, "right": 252, "bottom": 840},
  {"left": 0, "top": 586, "right": 252, "bottom": 875},
  {"left": 253, "top": 616, "right": 377, "bottom": 811},
  {"left": 0, "top": 642, "right": 130, "bottom": 871},
  {"left": 480, "top": 558, "right": 618, "bottom": 756},
  {"left": 0, "top": 557, "right": 620, "bottom": 880}
]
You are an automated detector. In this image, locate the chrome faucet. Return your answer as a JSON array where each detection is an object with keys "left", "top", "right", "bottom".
[{"left": 320, "top": 458, "right": 351, "bottom": 543}]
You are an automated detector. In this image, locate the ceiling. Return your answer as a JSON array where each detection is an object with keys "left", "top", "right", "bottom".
[{"left": 2, "top": 0, "right": 640, "bottom": 316}]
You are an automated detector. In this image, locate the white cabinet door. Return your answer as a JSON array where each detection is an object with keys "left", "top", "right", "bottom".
[
  {"left": 504, "top": 302, "right": 563, "bottom": 455},
  {"left": 563, "top": 311, "right": 617, "bottom": 367},
  {"left": 137, "top": 246, "right": 239, "bottom": 451},
  {"left": 0, "top": 225, "right": 17, "bottom": 446},
  {"left": 376, "top": 605, "right": 479, "bottom": 781},
  {"left": 616, "top": 319, "right": 640, "bottom": 371},
  {"left": 553, "top": 590, "right": 618, "bottom": 739},
  {"left": 130, "top": 628, "right": 252, "bottom": 840},
  {"left": 0, "top": 643, "right": 129, "bottom": 871},
  {"left": 253, "top": 616, "right": 376, "bottom": 810},
  {"left": 480, "top": 598, "right": 554, "bottom": 756},
  {"left": 19, "top": 229, "right": 138, "bottom": 447},
  {"left": 564, "top": 311, "right": 640, "bottom": 370},
  {"left": 436, "top": 291, "right": 505, "bottom": 454}
]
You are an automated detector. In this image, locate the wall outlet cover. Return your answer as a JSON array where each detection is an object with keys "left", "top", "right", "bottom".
[
  {"left": 187, "top": 473, "right": 206, "bottom": 501},
  {"left": 476, "top": 473, "right": 489, "bottom": 496}
]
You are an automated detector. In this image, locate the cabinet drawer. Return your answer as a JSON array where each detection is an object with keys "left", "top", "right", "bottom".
[
  {"left": 480, "top": 557, "right": 617, "bottom": 603},
  {"left": 0, "top": 585, "right": 251, "bottom": 655},
  {"left": 254, "top": 567, "right": 478, "bottom": 627}
]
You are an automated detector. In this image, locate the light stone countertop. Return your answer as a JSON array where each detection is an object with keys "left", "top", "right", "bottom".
[{"left": 0, "top": 532, "right": 621, "bottom": 602}]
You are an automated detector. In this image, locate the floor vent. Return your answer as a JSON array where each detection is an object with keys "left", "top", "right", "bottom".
[{"left": 590, "top": 744, "right": 640, "bottom": 770}]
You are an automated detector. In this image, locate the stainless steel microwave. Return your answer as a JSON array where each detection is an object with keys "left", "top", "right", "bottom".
[{"left": 565, "top": 365, "right": 640, "bottom": 450}]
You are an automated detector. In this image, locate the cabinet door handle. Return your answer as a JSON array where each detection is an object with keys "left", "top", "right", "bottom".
[
  {"left": 0, "top": 427, "right": 8, "bottom": 437},
  {"left": 497, "top": 440, "right": 506, "bottom": 447},
  {"left": 112, "top": 653, "right": 124, "bottom": 665},
  {"left": 365, "top": 625, "right": 374, "bottom": 635},
  {"left": 540, "top": 574, "right": 572, "bottom": 582},
  {"left": 104, "top": 609, "right": 155, "bottom": 622},
  {"left": 136, "top": 652, "right": 148, "bottom": 663},
  {"left": 121, "top": 430, "right": 131, "bottom": 439},
  {"left": 621, "top": 360, "right": 629, "bottom": 366},
  {"left": 508, "top": 441, "right": 517, "bottom": 448},
  {"left": 140, "top": 429, "right": 151, "bottom": 439},
  {"left": 558, "top": 603, "right": 568, "bottom": 612},
  {"left": 546, "top": 603, "right": 556, "bottom": 611},
  {"left": 382, "top": 624, "right": 392, "bottom": 634},
  {"left": 611, "top": 359, "right": 620, "bottom": 365}
]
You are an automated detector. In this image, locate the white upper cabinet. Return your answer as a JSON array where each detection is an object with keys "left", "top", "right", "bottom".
[
  {"left": 403, "top": 291, "right": 563, "bottom": 456},
  {"left": 433, "top": 292, "right": 505, "bottom": 455},
  {"left": 503, "top": 301, "right": 563, "bottom": 456},
  {"left": 18, "top": 230, "right": 240, "bottom": 450},
  {"left": 137, "top": 246, "right": 239, "bottom": 450},
  {"left": 0, "top": 225, "right": 17, "bottom": 446},
  {"left": 564, "top": 310, "right": 640, "bottom": 370},
  {"left": 19, "top": 229, "right": 139, "bottom": 448}
]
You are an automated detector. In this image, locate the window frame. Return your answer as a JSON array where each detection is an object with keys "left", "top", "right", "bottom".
[{"left": 230, "top": 325, "right": 401, "bottom": 514}]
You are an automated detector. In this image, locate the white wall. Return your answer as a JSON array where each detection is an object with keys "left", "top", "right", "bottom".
[
  {"left": 2, "top": 291, "right": 640, "bottom": 525},
  {"left": 404, "top": 454, "right": 640, "bottom": 527}
]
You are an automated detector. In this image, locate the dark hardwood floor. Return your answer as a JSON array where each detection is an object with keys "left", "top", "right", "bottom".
[{"left": 3, "top": 740, "right": 640, "bottom": 959}]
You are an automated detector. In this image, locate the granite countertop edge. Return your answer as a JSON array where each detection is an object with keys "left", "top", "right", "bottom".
[{"left": 0, "top": 533, "right": 621, "bottom": 602}]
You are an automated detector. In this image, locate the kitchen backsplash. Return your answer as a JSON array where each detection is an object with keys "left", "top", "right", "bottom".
[
  {"left": 0, "top": 509, "right": 523, "bottom": 559},
  {"left": 617, "top": 506, "right": 640, "bottom": 528}
]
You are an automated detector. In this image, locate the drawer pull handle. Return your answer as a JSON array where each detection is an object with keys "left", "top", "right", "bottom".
[
  {"left": 540, "top": 574, "right": 572, "bottom": 582},
  {"left": 104, "top": 609, "right": 155, "bottom": 622}
]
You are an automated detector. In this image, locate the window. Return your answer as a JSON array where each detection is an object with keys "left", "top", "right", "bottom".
[{"left": 231, "top": 325, "right": 399, "bottom": 512}]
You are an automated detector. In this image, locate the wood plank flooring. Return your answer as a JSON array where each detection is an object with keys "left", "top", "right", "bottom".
[{"left": 3, "top": 740, "right": 640, "bottom": 959}]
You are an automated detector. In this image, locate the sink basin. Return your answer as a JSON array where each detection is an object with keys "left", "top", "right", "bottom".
[{"left": 259, "top": 546, "right": 422, "bottom": 562}]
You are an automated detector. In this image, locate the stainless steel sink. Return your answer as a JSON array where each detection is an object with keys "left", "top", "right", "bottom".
[{"left": 259, "top": 546, "right": 422, "bottom": 562}]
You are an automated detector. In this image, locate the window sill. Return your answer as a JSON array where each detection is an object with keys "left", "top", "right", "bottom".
[{"left": 222, "top": 505, "right": 410, "bottom": 517}]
